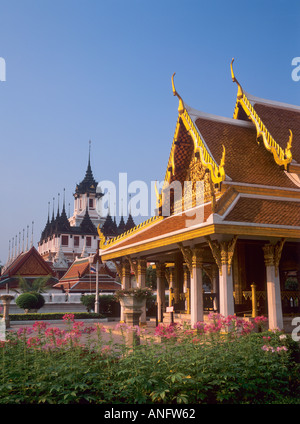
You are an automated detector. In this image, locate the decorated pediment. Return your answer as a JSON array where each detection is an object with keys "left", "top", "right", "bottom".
[{"left": 17, "top": 255, "right": 49, "bottom": 276}]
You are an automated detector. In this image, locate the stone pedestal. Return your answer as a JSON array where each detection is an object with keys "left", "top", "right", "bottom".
[
  {"left": 120, "top": 295, "right": 146, "bottom": 346},
  {"left": 123, "top": 311, "right": 142, "bottom": 346},
  {"left": 0, "top": 295, "right": 14, "bottom": 329}
]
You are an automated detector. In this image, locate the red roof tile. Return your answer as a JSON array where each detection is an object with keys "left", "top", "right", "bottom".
[
  {"left": 252, "top": 101, "right": 300, "bottom": 163},
  {"left": 104, "top": 203, "right": 213, "bottom": 252},
  {"left": 225, "top": 197, "right": 300, "bottom": 226},
  {"left": 194, "top": 116, "right": 296, "bottom": 188}
]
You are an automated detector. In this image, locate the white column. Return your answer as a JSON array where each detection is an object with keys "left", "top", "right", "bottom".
[
  {"left": 190, "top": 248, "right": 204, "bottom": 327},
  {"left": 137, "top": 259, "right": 147, "bottom": 325},
  {"left": 263, "top": 242, "right": 284, "bottom": 330},
  {"left": 219, "top": 264, "right": 234, "bottom": 317},
  {"left": 211, "top": 265, "right": 218, "bottom": 312},
  {"left": 156, "top": 263, "right": 165, "bottom": 322},
  {"left": 206, "top": 236, "right": 237, "bottom": 318}
]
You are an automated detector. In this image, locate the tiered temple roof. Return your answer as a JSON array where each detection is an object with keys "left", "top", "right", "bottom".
[{"left": 98, "top": 61, "right": 300, "bottom": 261}]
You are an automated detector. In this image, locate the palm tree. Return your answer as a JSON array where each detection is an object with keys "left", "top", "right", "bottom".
[{"left": 15, "top": 275, "right": 52, "bottom": 294}]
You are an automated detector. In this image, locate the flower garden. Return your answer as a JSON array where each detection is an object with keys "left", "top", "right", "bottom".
[{"left": 0, "top": 313, "right": 299, "bottom": 404}]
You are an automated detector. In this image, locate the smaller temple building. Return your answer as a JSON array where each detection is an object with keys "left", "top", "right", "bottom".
[
  {"left": 55, "top": 254, "right": 121, "bottom": 294},
  {"left": 0, "top": 246, "right": 57, "bottom": 294}
]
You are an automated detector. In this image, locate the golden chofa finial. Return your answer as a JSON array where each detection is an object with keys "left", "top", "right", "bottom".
[
  {"left": 171, "top": 72, "right": 185, "bottom": 114},
  {"left": 230, "top": 58, "right": 243, "bottom": 100},
  {"left": 285, "top": 129, "right": 293, "bottom": 162},
  {"left": 97, "top": 224, "right": 106, "bottom": 249}
]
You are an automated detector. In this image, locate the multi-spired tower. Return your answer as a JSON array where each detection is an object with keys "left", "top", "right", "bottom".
[{"left": 38, "top": 146, "right": 136, "bottom": 272}]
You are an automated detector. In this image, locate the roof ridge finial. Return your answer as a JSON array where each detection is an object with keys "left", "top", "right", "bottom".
[
  {"left": 56, "top": 193, "right": 60, "bottom": 218},
  {"left": 88, "top": 139, "right": 91, "bottom": 163},
  {"left": 52, "top": 197, "right": 55, "bottom": 221},
  {"left": 26, "top": 226, "right": 29, "bottom": 251},
  {"left": 230, "top": 58, "right": 243, "bottom": 99},
  {"left": 171, "top": 73, "right": 184, "bottom": 114},
  {"left": 30, "top": 221, "right": 34, "bottom": 248},
  {"left": 62, "top": 188, "right": 66, "bottom": 212}
]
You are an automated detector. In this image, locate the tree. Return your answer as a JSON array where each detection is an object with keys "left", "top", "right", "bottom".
[
  {"left": 15, "top": 275, "right": 52, "bottom": 294},
  {"left": 146, "top": 266, "right": 157, "bottom": 290}
]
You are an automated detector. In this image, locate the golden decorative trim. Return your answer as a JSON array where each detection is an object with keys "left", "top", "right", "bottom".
[
  {"left": 181, "top": 109, "right": 226, "bottom": 185},
  {"left": 99, "top": 215, "right": 164, "bottom": 251},
  {"left": 101, "top": 221, "right": 300, "bottom": 262},
  {"left": 165, "top": 73, "right": 226, "bottom": 187},
  {"left": 231, "top": 58, "right": 293, "bottom": 171}
]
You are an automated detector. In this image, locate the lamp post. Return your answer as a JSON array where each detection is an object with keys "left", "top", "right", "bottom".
[
  {"left": 93, "top": 250, "right": 100, "bottom": 314},
  {"left": 95, "top": 259, "right": 99, "bottom": 314}
]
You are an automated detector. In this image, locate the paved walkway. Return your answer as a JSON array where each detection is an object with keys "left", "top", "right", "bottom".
[{"left": 6, "top": 318, "right": 160, "bottom": 346}]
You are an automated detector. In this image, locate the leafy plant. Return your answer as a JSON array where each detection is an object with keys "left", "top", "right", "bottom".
[
  {"left": 0, "top": 314, "right": 299, "bottom": 405},
  {"left": 114, "top": 287, "right": 152, "bottom": 301}
]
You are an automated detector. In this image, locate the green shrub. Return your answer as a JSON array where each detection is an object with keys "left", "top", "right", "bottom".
[
  {"left": 32, "top": 292, "right": 45, "bottom": 309},
  {"left": 81, "top": 294, "right": 95, "bottom": 312},
  {"left": 15, "top": 293, "right": 41, "bottom": 311}
]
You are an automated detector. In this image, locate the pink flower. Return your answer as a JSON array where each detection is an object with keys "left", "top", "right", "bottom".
[
  {"left": 32, "top": 321, "right": 48, "bottom": 332},
  {"left": 101, "top": 345, "right": 111, "bottom": 356},
  {"left": 82, "top": 325, "right": 96, "bottom": 334},
  {"left": 94, "top": 323, "right": 107, "bottom": 333},
  {"left": 27, "top": 336, "right": 42, "bottom": 349},
  {"left": 262, "top": 345, "right": 275, "bottom": 352},
  {"left": 17, "top": 327, "right": 32, "bottom": 337},
  {"left": 45, "top": 327, "right": 65, "bottom": 339},
  {"left": 276, "top": 346, "right": 288, "bottom": 352},
  {"left": 72, "top": 321, "right": 84, "bottom": 334},
  {"left": 155, "top": 323, "right": 179, "bottom": 339},
  {"left": 62, "top": 313, "right": 75, "bottom": 323},
  {"left": 193, "top": 321, "right": 206, "bottom": 333},
  {"left": 254, "top": 316, "right": 268, "bottom": 324}
]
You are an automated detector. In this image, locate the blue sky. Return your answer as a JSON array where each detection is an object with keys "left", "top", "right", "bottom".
[{"left": 0, "top": 0, "right": 299, "bottom": 264}]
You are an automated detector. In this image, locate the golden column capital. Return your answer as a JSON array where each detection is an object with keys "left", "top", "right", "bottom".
[
  {"left": 122, "top": 259, "right": 131, "bottom": 278},
  {"left": 178, "top": 243, "right": 193, "bottom": 273},
  {"left": 191, "top": 247, "right": 204, "bottom": 268},
  {"left": 137, "top": 259, "right": 147, "bottom": 276},
  {"left": 206, "top": 235, "right": 237, "bottom": 275},
  {"left": 126, "top": 256, "right": 137, "bottom": 276},
  {"left": 156, "top": 262, "right": 166, "bottom": 279},
  {"left": 262, "top": 238, "right": 285, "bottom": 277},
  {"left": 112, "top": 259, "right": 122, "bottom": 278}
]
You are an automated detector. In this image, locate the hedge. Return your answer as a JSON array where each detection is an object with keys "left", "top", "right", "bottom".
[{"left": 0, "top": 312, "right": 104, "bottom": 321}]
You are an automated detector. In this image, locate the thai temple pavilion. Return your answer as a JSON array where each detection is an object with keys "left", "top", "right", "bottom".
[{"left": 98, "top": 60, "right": 300, "bottom": 331}]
